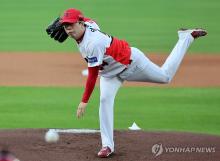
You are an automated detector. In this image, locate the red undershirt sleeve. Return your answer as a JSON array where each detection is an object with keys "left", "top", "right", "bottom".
[{"left": 81, "top": 66, "right": 99, "bottom": 103}]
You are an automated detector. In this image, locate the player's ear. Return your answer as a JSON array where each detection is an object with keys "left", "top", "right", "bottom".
[
  {"left": 79, "top": 21, "right": 86, "bottom": 29},
  {"left": 78, "top": 21, "right": 84, "bottom": 25}
]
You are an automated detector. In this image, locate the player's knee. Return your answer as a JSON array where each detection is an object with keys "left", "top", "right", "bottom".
[
  {"left": 159, "top": 71, "right": 173, "bottom": 84},
  {"left": 161, "top": 75, "right": 172, "bottom": 84},
  {"left": 100, "top": 95, "right": 110, "bottom": 104}
]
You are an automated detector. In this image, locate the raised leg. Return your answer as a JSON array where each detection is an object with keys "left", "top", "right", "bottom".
[{"left": 122, "top": 29, "right": 207, "bottom": 83}]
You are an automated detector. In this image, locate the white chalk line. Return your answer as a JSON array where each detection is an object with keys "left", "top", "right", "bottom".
[{"left": 50, "top": 129, "right": 100, "bottom": 134}]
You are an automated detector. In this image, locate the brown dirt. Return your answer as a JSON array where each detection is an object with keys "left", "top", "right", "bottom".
[
  {"left": 0, "top": 52, "right": 220, "bottom": 87},
  {"left": 0, "top": 129, "right": 219, "bottom": 161}
]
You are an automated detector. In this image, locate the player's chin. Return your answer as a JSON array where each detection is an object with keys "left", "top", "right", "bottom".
[
  {"left": 68, "top": 34, "right": 74, "bottom": 38},
  {"left": 68, "top": 33, "right": 75, "bottom": 38},
  {"left": 70, "top": 34, "right": 78, "bottom": 40}
]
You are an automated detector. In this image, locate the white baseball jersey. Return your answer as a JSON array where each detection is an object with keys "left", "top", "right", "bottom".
[{"left": 78, "top": 21, "right": 131, "bottom": 78}]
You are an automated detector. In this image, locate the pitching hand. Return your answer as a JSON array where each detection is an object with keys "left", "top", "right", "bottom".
[{"left": 76, "top": 102, "right": 88, "bottom": 119}]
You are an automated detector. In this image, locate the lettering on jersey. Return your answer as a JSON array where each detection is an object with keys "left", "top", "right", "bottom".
[
  {"left": 88, "top": 26, "right": 97, "bottom": 32},
  {"left": 87, "top": 56, "right": 98, "bottom": 63},
  {"left": 87, "top": 25, "right": 111, "bottom": 38}
]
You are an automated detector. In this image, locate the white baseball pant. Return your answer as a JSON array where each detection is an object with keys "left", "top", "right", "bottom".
[{"left": 99, "top": 31, "right": 194, "bottom": 152}]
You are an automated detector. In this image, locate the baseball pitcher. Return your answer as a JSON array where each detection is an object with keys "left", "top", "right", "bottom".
[{"left": 46, "top": 8, "right": 207, "bottom": 158}]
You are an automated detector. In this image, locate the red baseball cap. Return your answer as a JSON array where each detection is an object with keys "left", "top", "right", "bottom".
[{"left": 60, "top": 8, "right": 84, "bottom": 24}]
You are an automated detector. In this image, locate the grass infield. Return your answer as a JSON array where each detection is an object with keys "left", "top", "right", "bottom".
[{"left": 0, "top": 86, "right": 219, "bottom": 136}]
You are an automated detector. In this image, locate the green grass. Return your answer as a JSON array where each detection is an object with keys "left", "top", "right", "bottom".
[
  {"left": 0, "top": 87, "right": 220, "bottom": 136},
  {"left": 0, "top": 0, "right": 219, "bottom": 52}
]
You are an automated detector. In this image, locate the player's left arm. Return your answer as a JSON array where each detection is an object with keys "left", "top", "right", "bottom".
[
  {"left": 76, "top": 37, "right": 105, "bottom": 119},
  {"left": 77, "top": 66, "right": 99, "bottom": 118}
]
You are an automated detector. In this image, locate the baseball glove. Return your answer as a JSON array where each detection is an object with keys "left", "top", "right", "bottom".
[{"left": 46, "top": 17, "right": 68, "bottom": 43}]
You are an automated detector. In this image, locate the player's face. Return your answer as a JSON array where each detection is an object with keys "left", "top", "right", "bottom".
[{"left": 63, "top": 22, "right": 85, "bottom": 40}]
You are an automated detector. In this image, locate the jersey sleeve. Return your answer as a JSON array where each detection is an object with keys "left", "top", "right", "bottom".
[{"left": 81, "top": 66, "right": 99, "bottom": 103}]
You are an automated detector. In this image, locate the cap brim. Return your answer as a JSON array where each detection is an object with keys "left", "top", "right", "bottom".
[
  {"left": 60, "top": 19, "right": 78, "bottom": 24},
  {"left": 60, "top": 17, "right": 89, "bottom": 24}
]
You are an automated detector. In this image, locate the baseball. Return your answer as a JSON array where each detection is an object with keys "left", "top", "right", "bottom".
[{"left": 45, "top": 129, "right": 59, "bottom": 143}]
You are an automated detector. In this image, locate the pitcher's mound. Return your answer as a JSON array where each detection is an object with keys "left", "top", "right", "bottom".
[{"left": 0, "top": 129, "right": 219, "bottom": 161}]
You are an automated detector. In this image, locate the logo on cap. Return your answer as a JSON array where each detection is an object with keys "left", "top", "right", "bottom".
[{"left": 64, "top": 12, "right": 69, "bottom": 18}]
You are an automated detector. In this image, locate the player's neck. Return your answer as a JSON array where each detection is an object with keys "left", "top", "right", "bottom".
[{"left": 76, "top": 27, "right": 86, "bottom": 44}]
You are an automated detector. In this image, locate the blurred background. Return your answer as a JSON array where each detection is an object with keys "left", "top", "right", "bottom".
[{"left": 0, "top": 0, "right": 219, "bottom": 53}]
